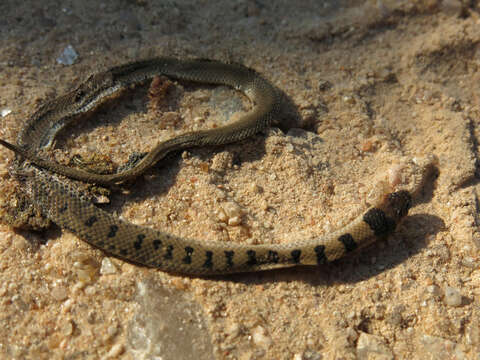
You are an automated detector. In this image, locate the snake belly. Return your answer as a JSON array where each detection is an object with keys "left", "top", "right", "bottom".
[{"left": 2, "top": 58, "right": 413, "bottom": 275}]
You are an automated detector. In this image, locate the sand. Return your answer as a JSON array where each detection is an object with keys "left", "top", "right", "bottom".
[{"left": 0, "top": 1, "right": 479, "bottom": 359}]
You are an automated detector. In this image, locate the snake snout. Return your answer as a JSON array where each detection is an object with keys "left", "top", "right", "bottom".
[{"left": 387, "top": 190, "right": 412, "bottom": 219}]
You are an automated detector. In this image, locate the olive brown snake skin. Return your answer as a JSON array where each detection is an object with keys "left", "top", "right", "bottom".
[{"left": 0, "top": 58, "right": 422, "bottom": 275}]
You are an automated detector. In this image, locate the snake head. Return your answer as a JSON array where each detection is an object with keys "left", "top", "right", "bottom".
[
  {"left": 386, "top": 190, "right": 412, "bottom": 220},
  {"left": 73, "top": 72, "right": 116, "bottom": 109}
]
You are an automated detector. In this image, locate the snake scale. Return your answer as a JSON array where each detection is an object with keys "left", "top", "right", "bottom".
[{"left": 1, "top": 58, "right": 414, "bottom": 275}]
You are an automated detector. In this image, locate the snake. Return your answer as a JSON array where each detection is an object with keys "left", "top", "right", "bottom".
[{"left": 0, "top": 58, "right": 415, "bottom": 275}]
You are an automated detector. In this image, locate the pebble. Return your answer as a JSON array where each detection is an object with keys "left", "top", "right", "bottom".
[
  {"left": 249, "top": 182, "right": 262, "bottom": 194},
  {"left": 61, "top": 320, "right": 74, "bottom": 336},
  {"left": 225, "top": 322, "right": 241, "bottom": 339},
  {"left": 357, "top": 332, "right": 393, "bottom": 360},
  {"left": 93, "top": 194, "right": 110, "bottom": 204},
  {"left": 0, "top": 108, "right": 12, "bottom": 117},
  {"left": 72, "top": 281, "right": 87, "bottom": 294},
  {"left": 51, "top": 284, "right": 68, "bottom": 302},
  {"left": 71, "top": 252, "right": 99, "bottom": 283},
  {"left": 218, "top": 202, "right": 244, "bottom": 226},
  {"left": 420, "top": 335, "right": 466, "bottom": 359},
  {"left": 388, "top": 163, "right": 404, "bottom": 187},
  {"left": 425, "top": 284, "right": 442, "bottom": 297},
  {"left": 107, "top": 324, "right": 119, "bottom": 339},
  {"left": 460, "top": 256, "right": 476, "bottom": 269},
  {"left": 216, "top": 208, "right": 228, "bottom": 223},
  {"left": 228, "top": 216, "right": 242, "bottom": 226},
  {"left": 388, "top": 305, "right": 404, "bottom": 326},
  {"left": 443, "top": 286, "right": 462, "bottom": 307},
  {"left": 251, "top": 325, "right": 272, "bottom": 348},
  {"left": 343, "top": 95, "right": 356, "bottom": 105},
  {"left": 74, "top": 264, "right": 98, "bottom": 283},
  {"left": 100, "top": 258, "right": 118, "bottom": 275},
  {"left": 56, "top": 45, "right": 78, "bottom": 65},
  {"left": 346, "top": 327, "right": 358, "bottom": 343},
  {"left": 61, "top": 299, "right": 74, "bottom": 314},
  {"left": 84, "top": 285, "right": 96, "bottom": 296}
]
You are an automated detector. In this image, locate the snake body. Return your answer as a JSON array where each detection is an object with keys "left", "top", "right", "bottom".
[{"left": 1, "top": 58, "right": 413, "bottom": 275}]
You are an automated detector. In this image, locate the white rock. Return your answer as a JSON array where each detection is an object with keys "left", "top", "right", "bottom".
[
  {"left": 1, "top": 108, "right": 12, "bottom": 117},
  {"left": 426, "top": 285, "right": 441, "bottom": 297},
  {"left": 225, "top": 322, "right": 241, "bottom": 338},
  {"left": 56, "top": 45, "right": 78, "bottom": 65},
  {"left": 444, "top": 286, "right": 462, "bottom": 307},
  {"left": 100, "top": 258, "right": 118, "bottom": 275},
  {"left": 420, "top": 335, "right": 466, "bottom": 359},
  {"left": 51, "top": 284, "right": 68, "bottom": 301},
  {"left": 252, "top": 325, "right": 272, "bottom": 348},
  {"left": 357, "top": 332, "right": 393, "bottom": 360}
]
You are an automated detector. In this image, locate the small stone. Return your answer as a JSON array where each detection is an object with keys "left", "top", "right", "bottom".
[
  {"left": 226, "top": 322, "right": 241, "bottom": 339},
  {"left": 170, "top": 277, "right": 188, "bottom": 290},
  {"left": 1, "top": 108, "right": 12, "bottom": 117},
  {"left": 211, "top": 152, "right": 233, "bottom": 172},
  {"left": 228, "top": 216, "right": 242, "bottom": 226},
  {"left": 346, "top": 327, "right": 358, "bottom": 343},
  {"left": 357, "top": 332, "right": 393, "bottom": 360},
  {"left": 61, "top": 320, "right": 74, "bottom": 336},
  {"left": 220, "top": 202, "right": 244, "bottom": 226},
  {"left": 108, "top": 324, "right": 119, "bottom": 337},
  {"left": 444, "top": 286, "right": 462, "bottom": 307},
  {"left": 420, "top": 335, "right": 466, "bottom": 359},
  {"left": 343, "top": 95, "right": 356, "bottom": 105},
  {"left": 388, "top": 163, "right": 404, "bottom": 187},
  {"left": 93, "top": 194, "right": 110, "bottom": 204},
  {"left": 461, "top": 257, "right": 476, "bottom": 268},
  {"left": 51, "top": 284, "right": 68, "bottom": 301},
  {"left": 100, "top": 258, "right": 118, "bottom": 275},
  {"left": 361, "top": 139, "right": 376, "bottom": 153},
  {"left": 249, "top": 183, "right": 263, "bottom": 194},
  {"left": 252, "top": 325, "right": 272, "bottom": 348},
  {"left": 84, "top": 285, "right": 96, "bottom": 296},
  {"left": 162, "top": 112, "right": 181, "bottom": 127},
  {"left": 106, "top": 324, "right": 119, "bottom": 340},
  {"left": 72, "top": 281, "right": 87, "bottom": 294},
  {"left": 387, "top": 306, "right": 404, "bottom": 326},
  {"left": 216, "top": 208, "right": 228, "bottom": 223},
  {"left": 71, "top": 252, "right": 99, "bottom": 283},
  {"left": 56, "top": 45, "right": 78, "bottom": 65},
  {"left": 61, "top": 299, "right": 74, "bottom": 314},
  {"left": 425, "top": 285, "right": 442, "bottom": 297}
]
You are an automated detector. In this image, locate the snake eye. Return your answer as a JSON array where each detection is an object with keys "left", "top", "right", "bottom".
[{"left": 74, "top": 89, "right": 85, "bottom": 102}]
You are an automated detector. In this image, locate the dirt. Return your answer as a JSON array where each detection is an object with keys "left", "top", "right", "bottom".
[{"left": 0, "top": 1, "right": 479, "bottom": 359}]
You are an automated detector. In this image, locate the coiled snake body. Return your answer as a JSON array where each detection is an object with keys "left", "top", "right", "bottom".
[{"left": 1, "top": 58, "right": 413, "bottom": 275}]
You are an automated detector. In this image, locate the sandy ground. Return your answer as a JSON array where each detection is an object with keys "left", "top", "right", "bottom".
[{"left": 0, "top": 0, "right": 480, "bottom": 359}]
